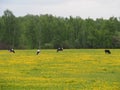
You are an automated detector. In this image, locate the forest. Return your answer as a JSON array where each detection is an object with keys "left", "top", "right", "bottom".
[{"left": 0, "top": 10, "right": 120, "bottom": 49}]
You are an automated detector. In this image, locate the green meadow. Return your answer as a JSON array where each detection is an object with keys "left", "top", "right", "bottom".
[{"left": 0, "top": 49, "right": 120, "bottom": 90}]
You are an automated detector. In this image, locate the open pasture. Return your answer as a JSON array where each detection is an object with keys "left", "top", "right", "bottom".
[{"left": 0, "top": 49, "right": 120, "bottom": 90}]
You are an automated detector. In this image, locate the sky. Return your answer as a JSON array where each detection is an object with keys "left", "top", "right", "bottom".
[{"left": 0, "top": 0, "right": 120, "bottom": 19}]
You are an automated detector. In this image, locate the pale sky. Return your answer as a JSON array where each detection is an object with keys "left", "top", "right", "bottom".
[{"left": 0, "top": 0, "right": 120, "bottom": 19}]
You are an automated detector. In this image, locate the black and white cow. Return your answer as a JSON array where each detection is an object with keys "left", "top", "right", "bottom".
[
  {"left": 57, "top": 47, "right": 63, "bottom": 52},
  {"left": 36, "top": 49, "right": 40, "bottom": 55},
  {"left": 9, "top": 48, "right": 15, "bottom": 53},
  {"left": 105, "top": 49, "right": 111, "bottom": 54}
]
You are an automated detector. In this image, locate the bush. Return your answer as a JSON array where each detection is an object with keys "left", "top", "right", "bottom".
[{"left": 43, "top": 43, "right": 54, "bottom": 49}]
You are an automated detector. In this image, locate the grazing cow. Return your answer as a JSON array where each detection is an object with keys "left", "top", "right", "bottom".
[
  {"left": 105, "top": 49, "right": 111, "bottom": 54},
  {"left": 57, "top": 47, "right": 63, "bottom": 52},
  {"left": 36, "top": 49, "right": 40, "bottom": 55},
  {"left": 9, "top": 48, "right": 15, "bottom": 53}
]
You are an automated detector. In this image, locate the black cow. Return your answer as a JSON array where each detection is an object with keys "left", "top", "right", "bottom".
[
  {"left": 105, "top": 49, "right": 111, "bottom": 54},
  {"left": 57, "top": 47, "right": 63, "bottom": 52},
  {"left": 9, "top": 48, "right": 15, "bottom": 53}
]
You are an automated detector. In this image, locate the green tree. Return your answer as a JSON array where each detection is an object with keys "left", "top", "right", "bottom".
[{"left": 2, "top": 10, "right": 19, "bottom": 49}]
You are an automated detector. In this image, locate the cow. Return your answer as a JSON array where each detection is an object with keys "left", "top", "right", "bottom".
[
  {"left": 57, "top": 47, "right": 63, "bottom": 52},
  {"left": 36, "top": 49, "right": 40, "bottom": 55},
  {"left": 105, "top": 49, "right": 111, "bottom": 54},
  {"left": 9, "top": 48, "right": 15, "bottom": 53}
]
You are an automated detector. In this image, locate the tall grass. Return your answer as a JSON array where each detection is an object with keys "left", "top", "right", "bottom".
[{"left": 0, "top": 49, "right": 120, "bottom": 90}]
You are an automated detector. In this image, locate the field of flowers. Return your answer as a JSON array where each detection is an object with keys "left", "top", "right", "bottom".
[{"left": 0, "top": 49, "right": 120, "bottom": 90}]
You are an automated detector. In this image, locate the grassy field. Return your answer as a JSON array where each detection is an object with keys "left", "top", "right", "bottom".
[{"left": 0, "top": 49, "right": 120, "bottom": 90}]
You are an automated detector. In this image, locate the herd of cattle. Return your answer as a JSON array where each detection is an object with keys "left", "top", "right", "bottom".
[{"left": 8, "top": 48, "right": 111, "bottom": 55}]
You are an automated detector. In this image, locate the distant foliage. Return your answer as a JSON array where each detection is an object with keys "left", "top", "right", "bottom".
[{"left": 0, "top": 10, "right": 120, "bottom": 49}]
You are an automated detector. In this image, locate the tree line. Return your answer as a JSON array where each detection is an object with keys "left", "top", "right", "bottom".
[{"left": 0, "top": 10, "right": 120, "bottom": 49}]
